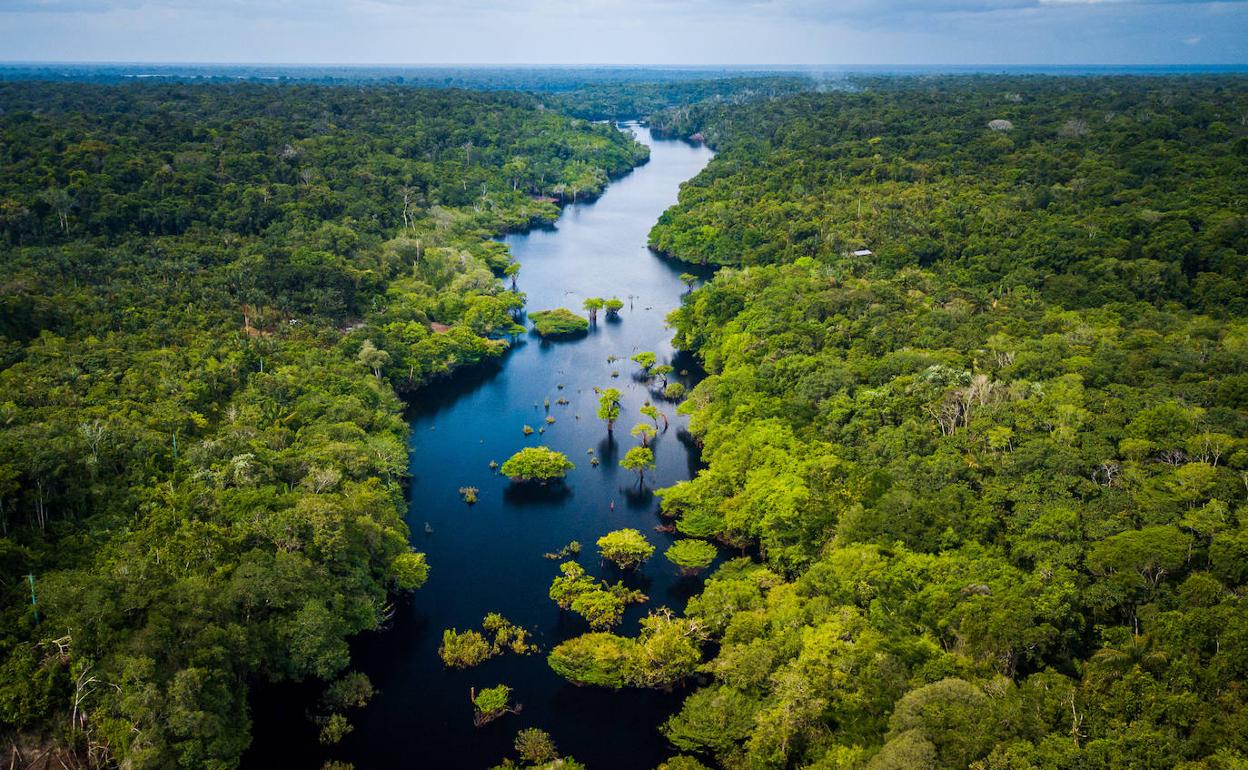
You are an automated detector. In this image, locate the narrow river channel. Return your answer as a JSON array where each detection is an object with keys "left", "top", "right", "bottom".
[{"left": 248, "top": 124, "right": 716, "bottom": 770}]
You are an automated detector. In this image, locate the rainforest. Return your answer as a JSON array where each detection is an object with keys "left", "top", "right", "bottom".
[{"left": 1, "top": 66, "right": 1247, "bottom": 770}]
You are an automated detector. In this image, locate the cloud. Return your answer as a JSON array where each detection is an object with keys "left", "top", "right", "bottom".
[{"left": 0, "top": 0, "right": 1243, "bottom": 64}]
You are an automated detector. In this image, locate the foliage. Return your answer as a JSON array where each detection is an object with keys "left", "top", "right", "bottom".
[
  {"left": 596, "top": 387, "right": 623, "bottom": 432},
  {"left": 514, "top": 728, "right": 558, "bottom": 764},
  {"left": 648, "top": 75, "right": 1248, "bottom": 770},
  {"left": 500, "top": 447, "right": 574, "bottom": 483},
  {"left": 597, "top": 529, "right": 655, "bottom": 570},
  {"left": 529, "top": 308, "right": 589, "bottom": 337},
  {"left": 664, "top": 539, "right": 718, "bottom": 575},
  {"left": 439, "top": 629, "right": 494, "bottom": 669},
  {"left": 0, "top": 79, "right": 650, "bottom": 769},
  {"left": 620, "top": 446, "right": 656, "bottom": 484},
  {"left": 548, "top": 561, "right": 646, "bottom": 630},
  {"left": 546, "top": 611, "right": 703, "bottom": 690},
  {"left": 472, "top": 684, "right": 515, "bottom": 727}
]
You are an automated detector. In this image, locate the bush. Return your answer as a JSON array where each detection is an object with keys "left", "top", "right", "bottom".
[{"left": 530, "top": 308, "right": 589, "bottom": 337}]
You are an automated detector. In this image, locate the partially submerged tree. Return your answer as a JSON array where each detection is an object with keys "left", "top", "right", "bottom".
[
  {"left": 604, "top": 297, "right": 625, "bottom": 317},
  {"left": 472, "top": 684, "right": 518, "bottom": 727},
  {"left": 631, "top": 422, "right": 657, "bottom": 447},
  {"left": 500, "top": 446, "right": 574, "bottom": 483},
  {"left": 597, "top": 528, "right": 655, "bottom": 570},
  {"left": 440, "top": 629, "right": 493, "bottom": 668},
  {"left": 583, "top": 296, "right": 605, "bottom": 323},
  {"left": 631, "top": 351, "right": 657, "bottom": 376},
  {"left": 640, "top": 403, "right": 668, "bottom": 432},
  {"left": 621, "top": 446, "right": 656, "bottom": 486},
  {"left": 530, "top": 308, "right": 589, "bottom": 337},
  {"left": 597, "top": 387, "right": 623, "bottom": 433}
]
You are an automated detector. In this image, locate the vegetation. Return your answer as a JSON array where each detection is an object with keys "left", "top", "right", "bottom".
[
  {"left": 529, "top": 308, "right": 589, "bottom": 337},
  {"left": 500, "top": 447, "right": 574, "bottom": 483},
  {"left": 596, "top": 528, "right": 655, "bottom": 570},
  {"left": 547, "top": 611, "right": 704, "bottom": 691},
  {"left": 439, "top": 629, "right": 493, "bottom": 668},
  {"left": 620, "top": 446, "right": 656, "bottom": 486},
  {"left": 471, "top": 684, "right": 517, "bottom": 727},
  {"left": 604, "top": 298, "right": 625, "bottom": 316},
  {"left": 596, "top": 387, "right": 623, "bottom": 432},
  {"left": 583, "top": 297, "right": 605, "bottom": 324},
  {"left": 631, "top": 422, "right": 657, "bottom": 447},
  {"left": 640, "top": 76, "right": 1248, "bottom": 769},
  {"left": 631, "top": 351, "right": 657, "bottom": 374},
  {"left": 548, "top": 561, "right": 647, "bottom": 630},
  {"left": 439, "top": 614, "right": 536, "bottom": 668},
  {"left": 488, "top": 726, "right": 589, "bottom": 770},
  {"left": 542, "top": 540, "right": 582, "bottom": 560},
  {"left": 664, "top": 539, "right": 718, "bottom": 575},
  {"left": 0, "top": 79, "right": 649, "bottom": 768}
]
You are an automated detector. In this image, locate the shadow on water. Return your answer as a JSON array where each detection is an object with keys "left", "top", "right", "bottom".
[{"left": 244, "top": 124, "right": 715, "bottom": 770}]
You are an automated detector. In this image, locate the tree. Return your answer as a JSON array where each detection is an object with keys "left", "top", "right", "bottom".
[
  {"left": 652, "top": 364, "right": 674, "bottom": 388},
  {"left": 631, "top": 351, "right": 657, "bottom": 376},
  {"left": 629, "top": 611, "right": 703, "bottom": 690},
  {"left": 514, "top": 728, "right": 558, "bottom": 764},
  {"left": 621, "top": 446, "right": 655, "bottom": 486},
  {"left": 530, "top": 308, "right": 588, "bottom": 337},
  {"left": 571, "top": 587, "right": 626, "bottom": 630},
  {"left": 391, "top": 552, "right": 429, "bottom": 591},
  {"left": 439, "top": 629, "right": 493, "bottom": 668},
  {"left": 605, "top": 298, "right": 624, "bottom": 316},
  {"left": 547, "top": 633, "right": 637, "bottom": 689},
  {"left": 665, "top": 540, "right": 718, "bottom": 575},
  {"left": 631, "top": 422, "right": 657, "bottom": 447},
  {"left": 504, "top": 261, "right": 520, "bottom": 290},
  {"left": 679, "top": 273, "right": 698, "bottom": 291},
  {"left": 40, "top": 187, "right": 72, "bottom": 234},
  {"left": 597, "top": 387, "right": 623, "bottom": 433},
  {"left": 500, "top": 447, "right": 574, "bottom": 483},
  {"left": 597, "top": 528, "right": 655, "bottom": 570},
  {"left": 583, "top": 297, "right": 605, "bottom": 323},
  {"left": 640, "top": 403, "right": 668, "bottom": 432},
  {"left": 356, "top": 340, "right": 391, "bottom": 378},
  {"left": 472, "top": 684, "right": 517, "bottom": 727}
]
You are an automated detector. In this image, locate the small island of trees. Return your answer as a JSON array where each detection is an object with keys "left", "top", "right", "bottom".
[
  {"left": 500, "top": 446, "right": 575, "bottom": 483},
  {"left": 530, "top": 308, "right": 590, "bottom": 337}
]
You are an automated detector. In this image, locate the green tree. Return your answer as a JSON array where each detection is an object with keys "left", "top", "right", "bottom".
[
  {"left": 665, "top": 539, "right": 718, "bottom": 575},
  {"left": 620, "top": 446, "right": 656, "bottom": 486},
  {"left": 631, "top": 422, "right": 657, "bottom": 447},
  {"left": 583, "top": 297, "right": 605, "bottom": 324},
  {"left": 500, "top": 447, "right": 574, "bottom": 483},
  {"left": 631, "top": 351, "right": 657, "bottom": 375},
  {"left": 597, "top": 528, "right": 655, "bottom": 570},
  {"left": 439, "top": 629, "right": 494, "bottom": 668},
  {"left": 356, "top": 340, "right": 391, "bottom": 378},
  {"left": 597, "top": 387, "right": 623, "bottom": 433}
]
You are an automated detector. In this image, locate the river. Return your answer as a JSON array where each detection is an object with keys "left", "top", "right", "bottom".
[{"left": 245, "top": 123, "right": 714, "bottom": 769}]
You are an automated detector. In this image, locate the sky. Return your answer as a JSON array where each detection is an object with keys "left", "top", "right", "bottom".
[{"left": 0, "top": 0, "right": 1245, "bottom": 66}]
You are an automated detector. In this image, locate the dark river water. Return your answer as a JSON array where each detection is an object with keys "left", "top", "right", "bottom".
[{"left": 246, "top": 124, "right": 714, "bottom": 770}]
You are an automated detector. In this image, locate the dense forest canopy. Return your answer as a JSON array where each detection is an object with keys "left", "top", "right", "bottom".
[
  {"left": 3, "top": 68, "right": 1248, "bottom": 770},
  {"left": 626, "top": 77, "right": 1248, "bottom": 769},
  {"left": 0, "top": 80, "right": 647, "bottom": 768}
]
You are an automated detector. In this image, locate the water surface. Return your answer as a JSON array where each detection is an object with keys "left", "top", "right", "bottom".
[{"left": 248, "top": 124, "right": 714, "bottom": 769}]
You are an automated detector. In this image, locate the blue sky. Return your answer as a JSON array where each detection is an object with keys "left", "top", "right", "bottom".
[{"left": 1, "top": 0, "right": 1244, "bottom": 65}]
